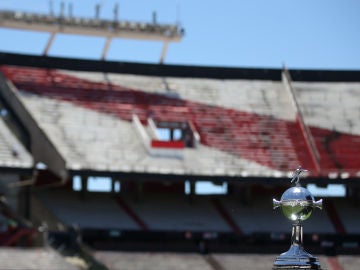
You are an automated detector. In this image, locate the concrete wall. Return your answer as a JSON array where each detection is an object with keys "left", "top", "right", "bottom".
[{"left": 0, "top": 72, "right": 67, "bottom": 181}]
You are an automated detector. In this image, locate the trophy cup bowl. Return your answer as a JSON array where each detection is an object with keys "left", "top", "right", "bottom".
[
  {"left": 272, "top": 167, "right": 323, "bottom": 269},
  {"left": 273, "top": 186, "right": 323, "bottom": 222}
]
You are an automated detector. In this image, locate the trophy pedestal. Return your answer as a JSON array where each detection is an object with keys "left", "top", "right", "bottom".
[
  {"left": 273, "top": 245, "right": 321, "bottom": 269},
  {"left": 273, "top": 224, "right": 321, "bottom": 269}
]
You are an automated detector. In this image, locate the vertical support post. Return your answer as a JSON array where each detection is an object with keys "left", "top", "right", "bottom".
[
  {"left": 102, "top": 37, "right": 112, "bottom": 60},
  {"left": 43, "top": 32, "right": 56, "bottom": 56},
  {"left": 80, "top": 176, "right": 87, "bottom": 198},
  {"left": 111, "top": 177, "right": 115, "bottom": 193},
  {"left": 24, "top": 186, "right": 31, "bottom": 219},
  {"left": 159, "top": 41, "right": 169, "bottom": 64},
  {"left": 188, "top": 180, "right": 195, "bottom": 203}
]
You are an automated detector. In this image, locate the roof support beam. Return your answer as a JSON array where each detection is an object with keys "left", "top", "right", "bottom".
[
  {"left": 102, "top": 36, "right": 112, "bottom": 60},
  {"left": 159, "top": 41, "right": 169, "bottom": 64},
  {"left": 43, "top": 32, "right": 56, "bottom": 56}
]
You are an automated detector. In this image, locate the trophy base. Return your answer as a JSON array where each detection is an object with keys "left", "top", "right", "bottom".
[{"left": 273, "top": 245, "right": 321, "bottom": 269}]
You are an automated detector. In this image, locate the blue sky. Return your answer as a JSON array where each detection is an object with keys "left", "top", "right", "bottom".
[{"left": 0, "top": 0, "right": 360, "bottom": 69}]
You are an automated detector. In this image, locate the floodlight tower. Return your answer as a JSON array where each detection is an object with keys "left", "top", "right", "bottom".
[{"left": 0, "top": 6, "right": 184, "bottom": 63}]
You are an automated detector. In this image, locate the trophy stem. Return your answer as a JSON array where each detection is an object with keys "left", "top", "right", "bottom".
[{"left": 291, "top": 221, "right": 303, "bottom": 247}]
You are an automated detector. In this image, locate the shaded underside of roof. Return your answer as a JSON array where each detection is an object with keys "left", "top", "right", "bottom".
[{"left": 1, "top": 52, "right": 360, "bottom": 81}]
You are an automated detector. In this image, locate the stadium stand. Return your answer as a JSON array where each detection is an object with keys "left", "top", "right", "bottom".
[
  {"left": 0, "top": 110, "right": 32, "bottom": 169},
  {"left": 95, "top": 251, "right": 215, "bottom": 270},
  {"left": 0, "top": 66, "right": 279, "bottom": 176},
  {"left": 31, "top": 186, "right": 338, "bottom": 238},
  {"left": 294, "top": 81, "right": 360, "bottom": 175},
  {"left": 93, "top": 252, "right": 338, "bottom": 270},
  {"left": 337, "top": 255, "right": 360, "bottom": 270},
  {"left": 121, "top": 193, "right": 231, "bottom": 232},
  {"left": 1, "top": 53, "right": 360, "bottom": 270},
  {"left": 1, "top": 64, "right": 359, "bottom": 179},
  {"left": 0, "top": 66, "right": 312, "bottom": 176},
  {"left": 0, "top": 100, "right": 35, "bottom": 247},
  {"left": 35, "top": 189, "right": 139, "bottom": 230},
  {"left": 0, "top": 247, "right": 79, "bottom": 270},
  {"left": 330, "top": 198, "right": 360, "bottom": 234}
]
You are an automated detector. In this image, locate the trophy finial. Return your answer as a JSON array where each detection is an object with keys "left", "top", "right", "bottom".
[{"left": 290, "top": 166, "right": 308, "bottom": 185}]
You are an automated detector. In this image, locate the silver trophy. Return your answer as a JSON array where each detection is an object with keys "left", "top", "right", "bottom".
[{"left": 273, "top": 166, "right": 323, "bottom": 269}]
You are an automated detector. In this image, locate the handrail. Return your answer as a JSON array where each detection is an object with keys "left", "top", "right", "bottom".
[
  {"left": 282, "top": 68, "right": 321, "bottom": 175},
  {"left": 132, "top": 114, "right": 150, "bottom": 149},
  {"left": 188, "top": 121, "right": 200, "bottom": 148},
  {"left": 147, "top": 117, "right": 160, "bottom": 140}
]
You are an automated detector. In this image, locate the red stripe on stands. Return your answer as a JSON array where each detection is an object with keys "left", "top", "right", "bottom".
[
  {"left": 296, "top": 115, "right": 321, "bottom": 175},
  {"left": 151, "top": 140, "right": 184, "bottom": 149},
  {"left": 115, "top": 197, "right": 149, "bottom": 231},
  {"left": 2, "top": 228, "right": 36, "bottom": 246},
  {"left": 325, "top": 201, "right": 346, "bottom": 234},
  {"left": 211, "top": 198, "right": 242, "bottom": 235},
  {"left": 326, "top": 257, "right": 344, "bottom": 270},
  {"left": 4, "top": 66, "right": 360, "bottom": 174}
]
